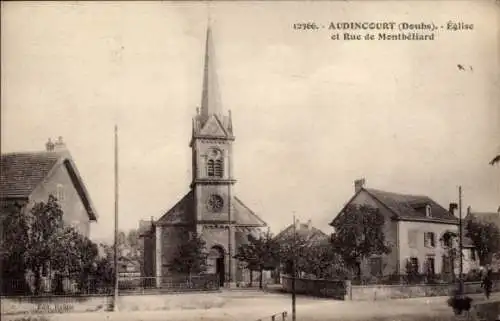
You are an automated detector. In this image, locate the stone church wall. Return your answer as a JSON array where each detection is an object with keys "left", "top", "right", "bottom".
[
  {"left": 161, "top": 226, "right": 190, "bottom": 275},
  {"left": 195, "top": 185, "right": 231, "bottom": 222}
]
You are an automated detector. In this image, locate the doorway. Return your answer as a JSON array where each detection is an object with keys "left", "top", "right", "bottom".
[
  {"left": 210, "top": 246, "right": 225, "bottom": 287},
  {"left": 216, "top": 256, "right": 225, "bottom": 286}
]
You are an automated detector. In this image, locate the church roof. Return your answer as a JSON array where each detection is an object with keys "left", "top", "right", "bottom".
[
  {"left": 155, "top": 191, "right": 266, "bottom": 227},
  {"left": 156, "top": 191, "right": 195, "bottom": 225},
  {"left": 232, "top": 196, "right": 267, "bottom": 227}
]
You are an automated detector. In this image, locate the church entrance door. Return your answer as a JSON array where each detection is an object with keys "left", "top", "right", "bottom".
[
  {"left": 216, "top": 256, "right": 225, "bottom": 287},
  {"left": 209, "top": 246, "right": 225, "bottom": 287}
]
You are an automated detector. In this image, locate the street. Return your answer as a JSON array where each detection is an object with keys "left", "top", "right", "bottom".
[{"left": 5, "top": 291, "right": 497, "bottom": 321}]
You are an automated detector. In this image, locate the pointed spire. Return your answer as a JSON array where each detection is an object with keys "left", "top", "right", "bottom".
[{"left": 200, "top": 23, "right": 222, "bottom": 120}]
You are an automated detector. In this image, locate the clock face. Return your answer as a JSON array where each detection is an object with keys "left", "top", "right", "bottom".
[{"left": 206, "top": 194, "right": 224, "bottom": 212}]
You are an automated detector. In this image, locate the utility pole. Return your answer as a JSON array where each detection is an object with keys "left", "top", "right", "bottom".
[
  {"left": 227, "top": 146, "right": 232, "bottom": 287},
  {"left": 292, "top": 214, "right": 297, "bottom": 321},
  {"left": 113, "top": 125, "right": 119, "bottom": 311},
  {"left": 458, "top": 186, "right": 463, "bottom": 294}
]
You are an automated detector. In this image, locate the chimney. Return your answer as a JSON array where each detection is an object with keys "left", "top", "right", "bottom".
[
  {"left": 497, "top": 206, "right": 500, "bottom": 215},
  {"left": 45, "top": 138, "right": 55, "bottom": 152},
  {"left": 307, "top": 219, "right": 312, "bottom": 231},
  {"left": 54, "top": 136, "right": 67, "bottom": 151},
  {"left": 449, "top": 203, "right": 458, "bottom": 216},
  {"left": 354, "top": 178, "right": 366, "bottom": 193}
]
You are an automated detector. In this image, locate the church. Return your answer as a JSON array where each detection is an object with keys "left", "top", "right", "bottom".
[{"left": 140, "top": 26, "right": 268, "bottom": 287}]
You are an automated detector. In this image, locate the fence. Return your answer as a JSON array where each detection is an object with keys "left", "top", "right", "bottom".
[
  {"left": 255, "top": 311, "right": 288, "bottom": 321},
  {"left": 0, "top": 274, "right": 220, "bottom": 297}
]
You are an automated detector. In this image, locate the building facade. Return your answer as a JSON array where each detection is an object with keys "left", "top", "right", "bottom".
[
  {"left": 0, "top": 137, "right": 98, "bottom": 238},
  {"left": 330, "top": 179, "right": 476, "bottom": 278},
  {"left": 1, "top": 137, "right": 98, "bottom": 293},
  {"left": 141, "top": 27, "right": 267, "bottom": 287}
]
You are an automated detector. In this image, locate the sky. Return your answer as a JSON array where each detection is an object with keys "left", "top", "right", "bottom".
[{"left": 2, "top": 1, "right": 499, "bottom": 243}]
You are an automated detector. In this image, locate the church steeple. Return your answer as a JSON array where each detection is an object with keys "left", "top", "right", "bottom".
[
  {"left": 200, "top": 25, "right": 222, "bottom": 120},
  {"left": 190, "top": 23, "right": 233, "bottom": 147}
]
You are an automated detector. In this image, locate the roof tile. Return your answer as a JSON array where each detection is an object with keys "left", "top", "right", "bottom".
[{"left": 1, "top": 152, "right": 60, "bottom": 198}]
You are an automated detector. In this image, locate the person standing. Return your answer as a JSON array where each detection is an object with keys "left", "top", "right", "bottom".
[{"left": 481, "top": 266, "right": 493, "bottom": 299}]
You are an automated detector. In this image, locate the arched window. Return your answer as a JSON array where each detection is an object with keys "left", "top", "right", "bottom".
[
  {"left": 207, "top": 160, "right": 215, "bottom": 176},
  {"left": 206, "top": 148, "right": 224, "bottom": 178},
  {"left": 214, "top": 159, "right": 223, "bottom": 177}
]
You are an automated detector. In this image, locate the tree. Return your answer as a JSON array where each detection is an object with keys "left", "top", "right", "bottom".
[
  {"left": 170, "top": 233, "right": 208, "bottom": 275},
  {"left": 234, "top": 229, "right": 280, "bottom": 288},
  {"left": 300, "top": 240, "right": 347, "bottom": 280},
  {"left": 1, "top": 201, "right": 30, "bottom": 294},
  {"left": 330, "top": 204, "right": 390, "bottom": 279},
  {"left": 441, "top": 231, "right": 458, "bottom": 281},
  {"left": 465, "top": 219, "right": 500, "bottom": 266},
  {"left": 2, "top": 195, "right": 100, "bottom": 294},
  {"left": 278, "top": 232, "right": 309, "bottom": 276}
]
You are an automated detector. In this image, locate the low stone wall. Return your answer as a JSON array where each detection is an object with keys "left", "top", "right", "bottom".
[
  {"left": 281, "top": 277, "right": 500, "bottom": 301},
  {"left": 281, "top": 276, "right": 346, "bottom": 300},
  {"left": 349, "top": 280, "right": 500, "bottom": 301},
  {"left": 1, "top": 295, "right": 109, "bottom": 315},
  {"left": 1, "top": 291, "right": 225, "bottom": 315}
]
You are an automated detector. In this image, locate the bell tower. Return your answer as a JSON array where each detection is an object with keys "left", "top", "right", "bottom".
[{"left": 189, "top": 26, "right": 236, "bottom": 226}]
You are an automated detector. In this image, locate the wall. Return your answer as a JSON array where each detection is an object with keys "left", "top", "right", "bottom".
[
  {"left": 160, "top": 226, "right": 190, "bottom": 276},
  {"left": 462, "top": 247, "right": 480, "bottom": 274},
  {"left": 141, "top": 232, "right": 155, "bottom": 278},
  {"left": 281, "top": 276, "right": 500, "bottom": 301},
  {"left": 29, "top": 161, "right": 91, "bottom": 238},
  {"left": 349, "top": 280, "right": 500, "bottom": 301},
  {"left": 345, "top": 190, "right": 399, "bottom": 275},
  {"left": 397, "top": 220, "right": 458, "bottom": 274},
  {"left": 281, "top": 276, "right": 347, "bottom": 300},
  {"left": 1, "top": 292, "right": 224, "bottom": 315},
  {"left": 201, "top": 226, "right": 238, "bottom": 282}
]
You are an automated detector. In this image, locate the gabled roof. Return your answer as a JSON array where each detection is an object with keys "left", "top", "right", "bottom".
[
  {"left": 365, "top": 188, "right": 457, "bottom": 223},
  {"left": 275, "top": 221, "right": 328, "bottom": 243},
  {"left": 156, "top": 191, "right": 195, "bottom": 225},
  {"left": 1, "top": 152, "right": 59, "bottom": 198},
  {"left": 331, "top": 187, "right": 458, "bottom": 226},
  {"left": 155, "top": 192, "right": 267, "bottom": 227},
  {"left": 0, "top": 151, "right": 98, "bottom": 221},
  {"left": 232, "top": 196, "right": 267, "bottom": 227}
]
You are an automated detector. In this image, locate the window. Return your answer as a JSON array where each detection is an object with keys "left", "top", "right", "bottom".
[
  {"left": 425, "top": 205, "right": 432, "bottom": 217},
  {"left": 214, "top": 159, "right": 223, "bottom": 177},
  {"left": 206, "top": 148, "right": 224, "bottom": 178},
  {"left": 55, "top": 184, "right": 65, "bottom": 202},
  {"left": 470, "top": 249, "right": 476, "bottom": 261},
  {"left": 408, "top": 257, "right": 419, "bottom": 274},
  {"left": 442, "top": 231, "right": 454, "bottom": 248},
  {"left": 425, "top": 256, "right": 435, "bottom": 275},
  {"left": 207, "top": 160, "right": 215, "bottom": 176},
  {"left": 424, "top": 232, "right": 436, "bottom": 248},
  {"left": 408, "top": 230, "right": 418, "bottom": 248}
]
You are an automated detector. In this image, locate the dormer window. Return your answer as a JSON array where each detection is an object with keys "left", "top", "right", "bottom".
[{"left": 425, "top": 204, "right": 432, "bottom": 217}]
